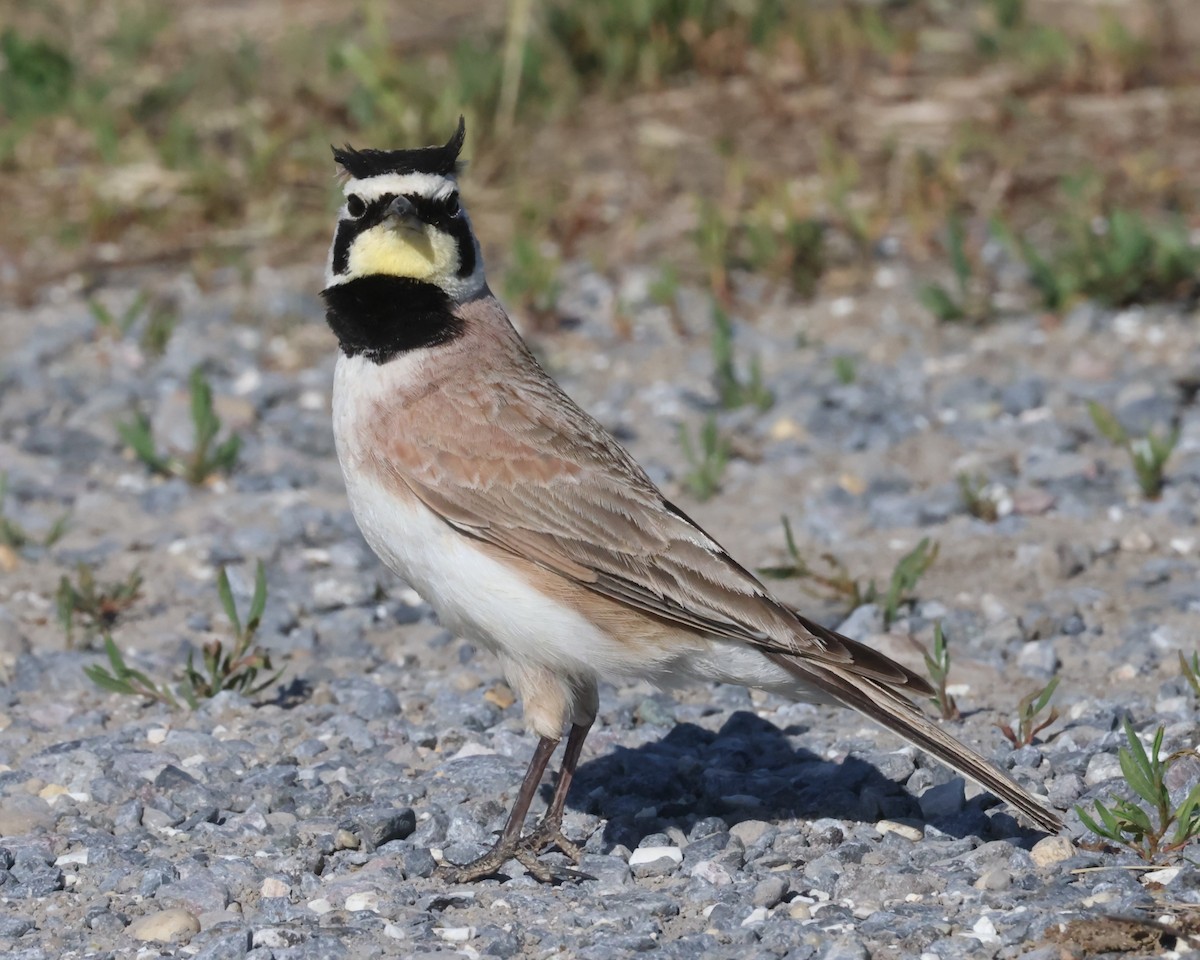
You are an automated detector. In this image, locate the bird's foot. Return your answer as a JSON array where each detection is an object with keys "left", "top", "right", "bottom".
[
  {"left": 437, "top": 826, "right": 591, "bottom": 884},
  {"left": 521, "top": 818, "right": 584, "bottom": 864}
]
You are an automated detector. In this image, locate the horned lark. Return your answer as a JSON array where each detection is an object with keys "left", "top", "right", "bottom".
[{"left": 321, "top": 120, "right": 1062, "bottom": 882}]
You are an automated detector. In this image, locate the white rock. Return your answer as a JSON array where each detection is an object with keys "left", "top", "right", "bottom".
[
  {"left": 875, "top": 819, "right": 923, "bottom": 842},
  {"left": 1030, "top": 835, "right": 1076, "bottom": 867},
  {"left": 436, "top": 926, "right": 475, "bottom": 942},
  {"left": 690, "top": 860, "right": 733, "bottom": 886},
  {"left": 740, "top": 907, "right": 769, "bottom": 927},
  {"left": 128, "top": 908, "right": 200, "bottom": 943},
  {"left": 628, "top": 846, "right": 683, "bottom": 866},
  {"left": 972, "top": 916, "right": 999, "bottom": 943},
  {"left": 254, "top": 928, "right": 303, "bottom": 949},
  {"left": 449, "top": 742, "right": 496, "bottom": 760},
  {"left": 345, "top": 892, "right": 379, "bottom": 912},
  {"left": 1084, "top": 753, "right": 1123, "bottom": 786},
  {"left": 1144, "top": 866, "right": 1180, "bottom": 885},
  {"left": 260, "top": 877, "right": 290, "bottom": 898},
  {"left": 307, "top": 898, "right": 334, "bottom": 914},
  {"left": 54, "top": 849, "right": 88, "bottom": 866}
]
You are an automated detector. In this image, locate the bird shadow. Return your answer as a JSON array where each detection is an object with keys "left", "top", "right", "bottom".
[{"left": 557, "top": 710, "right": 1042, "bottom": 851}]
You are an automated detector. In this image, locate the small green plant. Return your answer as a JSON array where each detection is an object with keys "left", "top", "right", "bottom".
[
  {"left": 744, "top": 210, "right": 825, "bottom": 299},
  {"left": 832, "top": 355, "right": 857, "bottom": 385},
  {"left": 85, "top": 634, "right": 184, "bottom": 710},
  {"left": 679, "top": 414, "right": 730, "bottom": 501},
  {"left": 780, "top": 216, "right": 825, "bottom": 299},
  {"left": 997, "top": 677, "right": 1060, "bottom": 747},
  {"left": 1077, "top": 720, "right": 1200, "bottom": 862},
  {"left": 85, "top": 560, "right": 282, "bottom": 709},
  {"left": 56, "top": 564, "right": 143, "bottom": 647},
  {"left": 879, "top": 538, "right": 940, "bottom": 630},
  {"left": 0, "top": 472, "right": 69, "bottom": 550},
  {"left": 89, "top": 292, "right": 149, "bottom": 337},
  {"left": 757, "top": 519, "right": 937, "bottom": 627},
  {"left": 1087, "top": 400, "right": 1178, "bottom": 499},
  {"left": 1004, "top": 227, "right": 1072, "bottom": 313},
  {"left": 694, "top": 198, "right": 736, "bottom": 304},
  {"left": 140, "top": 299, "right": 178, "bottom": 357},
  {"left": 757, "top": 515, "right": 871, "bottom": 612},
  {"left": 117, "top": 367, "right": 242, "bottom": 485},
  {"left": 1006, "top": 195, "right": 1200, "bottom": 312},
  {"left": 710, "top": 304, "right": 773, "bottom": 411},
  {"left": 923, "top": 622, "right": 959, "bottom": 721},
  {"left": 0, "top": 28, "right": 74, "bottom": 124},
  {"left": 182, "top": 562, "right": 281, "bottom": 702},
  {"left": 917, "top": 214, "right": 999, "bottom": 323},
  {"left": 957, "top": 472, "right": 1001, "bottom": 523},
  {"left": 1179, "top": 650, "right": 1200, "bottom": 698},
  {"left": 648, "top": 263, "right": 680, "bottom": 308}
]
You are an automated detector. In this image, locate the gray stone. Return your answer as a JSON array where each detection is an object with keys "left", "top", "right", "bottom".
[
  {"left": 0, "top": 795, "right": 53, "bottom": 836},
  {"left": 918, "top": 779, "right": 965, "bottom": 820},
  {"left": 192, "top": 929, "right": 253, "bottom": 960},
  {"left": 347, "top": 807, "right": 417, "bottom": 851},
  {"left": 327, "top": 678, "right": 400, "bottom": 719},
  {"left": 751, "top": 875, "right": 788, "bottom": 909},
  {"left": 835, "top": 604, "right": 882, "bottom": 643},
  {"left": 0, "top": 916, "right": 34, "bottom": 938},
  {"left": 1016, "top": 640, "right": 1059, "bottom": 678},
  {"left": 1085, "top": 753, "right": 1123, "bottom": 786}
]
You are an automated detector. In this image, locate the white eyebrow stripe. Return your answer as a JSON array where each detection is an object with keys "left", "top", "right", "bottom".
[{"left": 344, "top": 172, "right": 455, "bottom": 202}]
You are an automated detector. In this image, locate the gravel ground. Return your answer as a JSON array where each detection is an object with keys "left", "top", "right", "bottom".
[{"left": 1, "top": 259, "right": 1199, "bottom": 959}]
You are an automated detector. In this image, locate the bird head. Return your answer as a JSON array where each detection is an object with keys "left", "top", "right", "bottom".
[{"left": 323, "top": 117, "right": 484, "bottom": 303}]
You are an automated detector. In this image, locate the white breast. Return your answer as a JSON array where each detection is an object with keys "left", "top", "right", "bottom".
[
  {"left": 331, "top": 353, "right": 640, "bottom": 680},
  {"left": 329, "top": 353, "right": 811, "bottom": 701}
]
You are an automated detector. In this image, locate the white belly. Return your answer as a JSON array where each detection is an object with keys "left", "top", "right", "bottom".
[
  {"left": 331, "top": 353, "right": 640, "bottom": 680},
  {"left": 329, "top": 353, "right": 805, "bottom": 697}
]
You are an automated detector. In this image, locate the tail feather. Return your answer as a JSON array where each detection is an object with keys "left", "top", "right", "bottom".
[
  {"left": 763, "top": 650, "right": 1063, "bottom": 833},
  {"left": 789, "top": 609, "right": 935, "bottom": 698}
]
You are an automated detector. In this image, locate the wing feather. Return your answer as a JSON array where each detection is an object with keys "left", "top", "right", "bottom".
[{"left": 368, "top": 372, "right": 890, "bottom": 674}]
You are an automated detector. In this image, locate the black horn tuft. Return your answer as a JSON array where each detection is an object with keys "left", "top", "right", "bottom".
[{"left": 331, "top": 117, "right": 467, "bottom": 179}]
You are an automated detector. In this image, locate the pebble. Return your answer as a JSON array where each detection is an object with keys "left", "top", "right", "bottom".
[
  {"left": 751, "top": 876, "right": 788, "bottom": 909},
  {"left": 629, "top": 846, "right": 683, "bottom": 877},
  {"left": 1030, "top": 836, "right": 1076, "bottom": 867},
  {"left": 344, "top": 892, "right": 379, "bottom": 912},
  {"left": 1084, "top": 753, "right": 1123, "bottom": 787},
  {"left": 728, "top": 820, "right": 774, "bottom": 848},
  {"left": 0, "top": 795, "right": 54, "bottom": 835},
  {"left": 690, "top": 860, "right": 734, "bottom": 886},
  {"left": 973, "top": 868, "right": 1012, "bottom": 891},
  {"left": 917, "top": 780, "right": 965, "bottom": 820},
  {"left": 875, "top": 820, "right": 923, "bottom": 842},
  {"left": 628, "top": 846, "right": 683, "bottom": 867},
  {"left": 128, "top": 908, "right": 201, "bottom": 943}
]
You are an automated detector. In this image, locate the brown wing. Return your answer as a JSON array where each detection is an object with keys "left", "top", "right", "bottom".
[{"left": 366, "top": 356, "right": 922, "bottom": 691}]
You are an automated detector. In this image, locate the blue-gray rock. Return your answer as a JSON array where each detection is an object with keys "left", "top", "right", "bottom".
[{"left": 0, "top": 916, "right": 34, "bottom": 938}]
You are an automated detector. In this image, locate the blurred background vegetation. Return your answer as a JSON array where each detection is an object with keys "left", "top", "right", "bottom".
[{"left": 2, "top": 0, "right": 1198, "bottom": 321}]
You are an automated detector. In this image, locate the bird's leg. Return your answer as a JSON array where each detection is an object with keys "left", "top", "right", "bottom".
[
  {"left": 438, "top": 734, "right": 559, "bottom": 883},
  {"left": 518, "top": 720, "right": 592, "bottom": 865}
]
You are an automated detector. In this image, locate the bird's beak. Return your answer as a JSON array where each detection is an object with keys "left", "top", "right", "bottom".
[{"left": 386, "top": 196, "right": 417, "bottom": 223}]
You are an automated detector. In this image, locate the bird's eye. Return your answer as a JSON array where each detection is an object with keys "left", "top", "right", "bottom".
[
  {"left": 445, "top": 193, "right": 460, "bottom": 217},
  {"left": 346, "top": 194, "right": 366, "bottom": 218}
]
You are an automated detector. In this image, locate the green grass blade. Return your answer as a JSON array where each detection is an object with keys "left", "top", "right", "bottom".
[
  {"left": 246, "top": 560, "right": 267, "bottom": 637},
  {"left": 216, "top": 567, "right": 241, "bottom": 637},
  {"left": 1087, "top": 401, "right": 1127, "bottom": 445}
]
